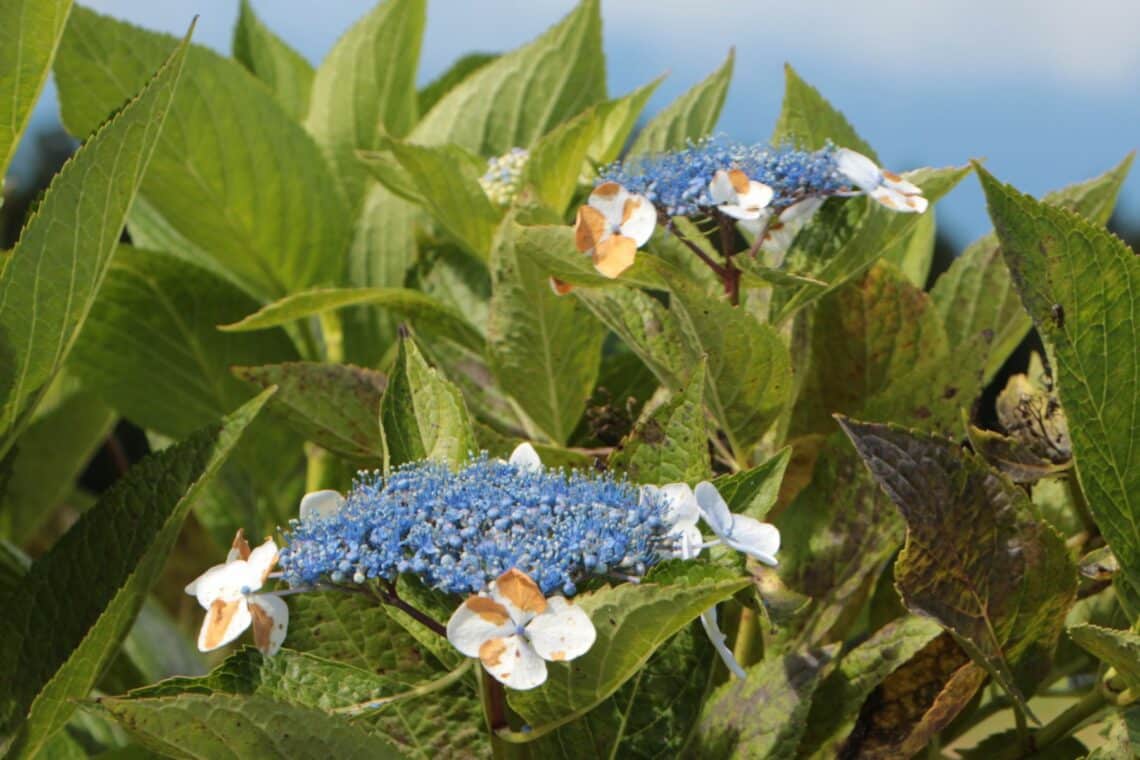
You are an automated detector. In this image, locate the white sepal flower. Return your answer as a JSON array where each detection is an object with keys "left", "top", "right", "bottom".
[
  {"left": 694, "top": 481, "right": 780, "bottom": 566},
  {"left": 447, "top": 568, "right": 596, "bottom": 690},
  {"left": 574, "top": 182, "right": 656, "bottom": 278},
  {"left": 835, "top": 148, "right": 927, "bottom": 213},
  {"left": 642, "top": 483, "right": 702, "bottom": 559},
  {"left": 700, "top": 605, "right": 747, "bottom": 679},
  {"left": 184, "top": 530, "right": 289, "bottom": 655},
  {"left": 709, "top": 169, "right": 775, "bottom": 233},
  {"left": 299, "top": 490, "right": 346, "bottom": 521},
  {"left": 762, "top": 197, "right": 825, "bottom": 254},
  {"left": 508, "top": 442, "right": 543, "bottom": 473}
]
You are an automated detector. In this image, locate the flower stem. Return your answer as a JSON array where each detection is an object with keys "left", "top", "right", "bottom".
[
  {"left": 318, "top": 310, "right": 345, "bottom": 364},
  {"left": 377, "top": 579, "right": 448, "bottom": 637},
  {"left": 732, "top": 606, "right": 760, "bottom": 669},
  {"left": 479, "top": 667, "right": 510, "bottom": 732},
  {"left": 993, "top": 688, "right": 1107, "bottom": 760}
]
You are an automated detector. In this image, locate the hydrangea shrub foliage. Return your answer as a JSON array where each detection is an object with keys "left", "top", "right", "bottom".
[{"left": 1, "top": 0, "right": 1139, "bottom": 757}]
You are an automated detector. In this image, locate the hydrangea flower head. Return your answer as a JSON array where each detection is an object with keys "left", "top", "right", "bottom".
[
  {"left": 479, "top": 147, "right": 529, "bottom": 206},
  {"left": 709, "top": 169, "right": 775, "bottom": 233},
  {"left": 597, "top": 138, "right": 848, "bottom": 217},
  {"left": 280, "top": 445, "right": 681, "bottom": 597}
]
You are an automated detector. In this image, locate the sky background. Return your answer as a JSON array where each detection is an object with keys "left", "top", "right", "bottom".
[{"left": 12, "top": 0, "right": 1140, "bottom": 248}]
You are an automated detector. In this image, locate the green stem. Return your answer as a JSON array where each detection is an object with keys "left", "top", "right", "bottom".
[
  {"left": 319, "top": 310, "right": 345, "bottom": 364},
  {"left": 1064, "top": 475, "right": 1098, "bottom": 538},
  {"left": 994, "top": 688, "right": 1107, "bottom": 760},
  {"left": 304, "top": 442, "right": 335, "bottom": 493},
  {"left": 732, "top": 607, "right": 760, "bottom": 669}
]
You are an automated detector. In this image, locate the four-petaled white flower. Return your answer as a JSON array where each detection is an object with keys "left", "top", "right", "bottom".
[
  {"left": 694, "top": 481, "right": 780, "bottom": 566},
  {"left": 447, "top": 568, "right": 597, "bottom": 690},
  {"left": 184, "top": 530, "right": 289, "bottom": 656},
  {"left": 835, "top": 148, "right": 927, "bottom": 213},
  {"left": 709, "top": 169, "right": 775, "bottom": 233},
  {"left": 574, "top": 182, "right": 656, "bottom": 279},
  {"left": 299, "top": 489, "right": 346, "bottom": 521},
  {"left": 642, "top": 483, "right": 702, "bottom": 559}
]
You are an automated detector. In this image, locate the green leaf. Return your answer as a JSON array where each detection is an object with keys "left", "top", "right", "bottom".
[
  {"left": 0, "top": 0, "right": 72, "bottom": 175},
  {"left": 609, "top": 365, "right": 710, "bottom": 484},
  {"left": 0, "top": 391, "right": 270, "bottom": 756},
  {"left": 709, "top": 448, "right": 791, "bottom": 519},
  {"left": 837, "top": 419, "right": 1079, "bottom": 717},
  {"left": 774, "top": 165, "right": 971, "bottom": 323},
  {"left": 506, "top": 566, "right": 750, "bottom": 738},
  {"left": 1068, "top": 624, "right": 1140, "bottom": 695},
  {"left": 660, "top": 266, "right": 793, "bottom": 457},
  {"left": 979, "top": 166, "right": 1140, "bottom": 595},
  {"left": 798, "top": 616, "right": 943, "bottom": 758},
  {"left": 882, "top": 207, "right": 936, "bottom": 288},
  {"left": 235, "top": 362, "right": 386, "bottom": 462},
  {"left": 55, "top": 7, "right": 351, "bottom": 301},
  {"left": 574, "top": 286, "right": 690, "bottom": 389},
  {"left": 411, "top": 0, "right": 605, "bottom": 154},
  {"left": 691, "top": 644, "right": 837, "bottom": 759},
  {"left": 838, "top": 632, "right": 987, "bottom": 758},
  {"left": 70, "top": 247, "right": 297, "bottom": 439},
  {"left": 586, "top": 78, "right": 661, "bottom": 166},
  {"left": 774, "top": 435, "right": 903, "bottom": 649},
  {"left": 521, "top": 109, "right": 600, "bottom": 215},
  {"left": 96, "top": 692, "right": 408, "bottom": 759},
  {"left": 513, "top": 224, "right": 665, "bottom": 292},
  {"left": 417, "top": 53, "right": 497, "bottom": 116},
  {"left": 789, "top": 261, "right": 949, "bottom": 438},
  {"left": 771, "top": 64, "right": 875, "bottom": 157},
  {"left": 232, "top": 0, "right": 314, "bottom": 122},
  {"left": 221, "top": 286, "right": 484, "bottom": 352},
  {"left": 931, "top": 156, "right": 1132, "bottom": 383},
  {"left": 367, "top": 140, "right": 503, "bottom": 259},
  {"left": 0, "top": 390, "right": 114, "bottom": 544},
  {"left": 627, "top": 51, "right": 733, "bottom": 157},
  {"left": 306, "top": 0, "right": 424, "bottom": 208},
  {"left": 487, "top": 222, "right": 604, "bottom": 443},
  {"left": 379, "top": 334, "right": 476, "bottom": 469},
  {"left": 0, "top": 23, "right": 188, "bottom": 452}
]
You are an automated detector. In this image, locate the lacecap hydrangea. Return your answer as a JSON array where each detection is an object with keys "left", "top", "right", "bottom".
[{"left": 279, "top": 447, "right": 680, "bottom": 597}]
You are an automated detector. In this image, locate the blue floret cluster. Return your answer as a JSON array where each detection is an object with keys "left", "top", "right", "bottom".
[
  {"left": 279, "top": 455, "right": 676, "bottom": 597},
  {"left": 598, "top": 137, "right": 848, "bottom": 216}
]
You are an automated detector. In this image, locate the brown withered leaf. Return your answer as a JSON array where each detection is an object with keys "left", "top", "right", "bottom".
[
  {"left": 966, "top": 423, "right": 1070, "bottom": 483},
  {"left": 995, "top": 351, "right": 1071, "bottom": 466},
  {"left": 839, "top": 633, "right": 987, "bottom": 759},
  {"left": 837, "top": 419, "right": 1078, "bottom": 719}
]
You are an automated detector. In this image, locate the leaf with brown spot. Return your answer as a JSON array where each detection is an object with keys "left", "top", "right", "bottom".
[
  {"left": 838, "top": 419, "right": 1079, "bottom": 718},
  {"left": 608, "top": 362, "right": 710, "bottom": 484},
  {"left": 235, "top": 362, "right": 386, "bottom": 463},
  {"left": 839, "top": 633, "right": 986, "bottom": 759}
]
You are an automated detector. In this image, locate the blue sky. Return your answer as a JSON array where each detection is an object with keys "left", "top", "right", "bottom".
[{"left": 14, "top": 1, "right": 1140, "bottom": 246}]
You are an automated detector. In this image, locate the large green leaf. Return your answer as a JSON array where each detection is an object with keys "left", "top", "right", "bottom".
[
  {"left": 790, "top": 262, "right": 949, "bottom": 438},
  {"left": 232, "top": 0, "right": 314, "bottom": 122},
  {"left": 379, "top": 335, "right": 476, "bottom": 469},
  {"left": 417, "top": 53, "right": 497, "bottom": 116},
  {"left": 882, "top": 208, "right": 936, "bottom": 288},
  {"left": 574, "top": 286, "right": 690, "bottom": 389},
  {"left": 506, "top": 565, "right": 750, "bottom": 739},
  {"left": 1067, "top": 624, "right": 1140, "bottom": 695},
  {"left": 838, "top": 419, "right": 1078, "bottom": 716},
  {"left": 798, "top": 616, "right": 942, "bottom": 758},
  {"left": 70, "top": 247, "right": 297, "bottom": 439},
  {"left": 0, "top": 389, "right": 114, "bottom": 544},
  {"left": 627, "top": 51, "right": 733, "bottom": 157},
  {"left": 0, "top": 24, "right": 187, "bottom": 453},
  {"left": 411, "top": 0, "right": 605, "bottom": 153},
  {"left": 774, "top": 435, "right": 903, "bottom": 649},
  {"left": 221, "top": 286, "right": 484, "bottom": 352},
  {"left": 521, "top": 109, "right": 600, "bottom": 216},
  {"left": 0, "top": 392, "right": 270, "bottom": 757},
  {"left": 979, "top": 165, "right": 1140, "bottom": 593},
  {"left": 690, "top": 644, "right": 837, "bottom": 759},
  {"left": 771, "top": 64, "right": 875, "bottom": 157},
  {"left": 0, "top": 0, "right": 72, "bottom": 175},
  {"left": 609, "top": 366, "right": 710, "bottom": 484},
  {"left": 709, "top": 448, "right": 790, "bottom": 519},
  {"left": 55, "top": 7, "right": 351, "bottom": 301},
  {"left": 513, "top": 224, "right": 666, "bottom": 292},
  {"left": 931, "top": 156, "right": 1132, "bottom": 383},
  {"left": 661, "top": 266, "right": 793, "bottom": 457},
  {"left": 306, "top": 0, "right": 424, "bottom": 208},
  {"left": 235, "top": 362, "right": 386, "bottom": 463},
  {"left": 487, "top": 222, "right": 604, "bottom": 443},
  {"left": 585, "top": 78, "right": 661, "bottom": 166},
  {"left": 96, "top": 692, "right": 408, "bottom": 759}
]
